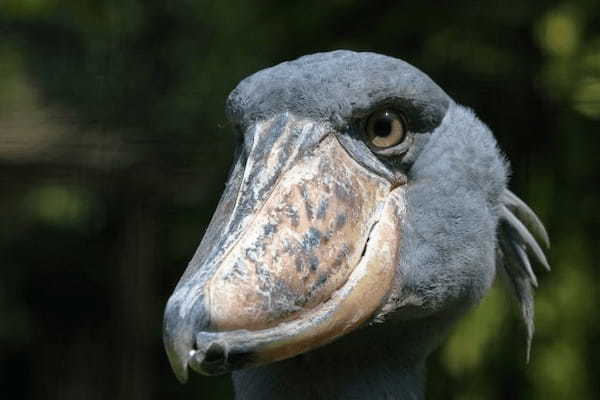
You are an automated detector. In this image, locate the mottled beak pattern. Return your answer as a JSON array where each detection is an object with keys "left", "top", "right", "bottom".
[{"left": 164, "top": 114, "right": 406, "bottom": 380}]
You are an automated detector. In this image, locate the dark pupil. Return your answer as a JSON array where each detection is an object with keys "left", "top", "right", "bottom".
[{"left": 373, "top": 118, "right": 391, "bottom": 137}]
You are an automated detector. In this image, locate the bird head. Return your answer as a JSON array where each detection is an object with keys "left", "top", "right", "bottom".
[{"left": 163, "top": 51, "right": 549, "bottom": 382}]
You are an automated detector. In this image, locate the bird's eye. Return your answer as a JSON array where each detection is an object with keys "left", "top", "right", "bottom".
[{"left": 365, "top": 109, "right": 407, "bottom": 149}]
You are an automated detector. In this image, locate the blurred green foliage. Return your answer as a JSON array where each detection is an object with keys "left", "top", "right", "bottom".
[{"left": 1, "top": 1, "right": 599, "bottom": 399}]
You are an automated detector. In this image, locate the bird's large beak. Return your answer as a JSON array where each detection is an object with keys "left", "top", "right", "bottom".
[{"left": 163, "top": 114, "right": 406, "bottom": 381}]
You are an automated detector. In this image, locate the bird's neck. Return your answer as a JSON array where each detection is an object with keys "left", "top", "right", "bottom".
[
  {"left": 233, "top": 353, "right": 424, "bottom": 400},
  {"left": 232, "top": 318, "right": 449, "bottom": 400}
]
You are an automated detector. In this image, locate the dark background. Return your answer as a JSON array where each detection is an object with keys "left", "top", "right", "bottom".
[{"left": 1, "top": 1, "right": 599, "bottom": 399}]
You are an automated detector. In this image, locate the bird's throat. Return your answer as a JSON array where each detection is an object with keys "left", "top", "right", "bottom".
[{"left": 231, "top": 319, "right": 438, "bottom": 400}]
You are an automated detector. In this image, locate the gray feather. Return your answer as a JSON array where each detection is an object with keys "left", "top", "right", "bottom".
[
  {"left": 501, "top": 190, "right": 550, "bottom": 249},
  {"left": 500, "top": 229, "right": 539, "bottom": 288},
  {"left": 500, "top": 204, "right": 550, "bottom": 271},
  {"left": 498, "top": 191, "right": 550, "bottom": 361},
  {"left": 497, "top": 232, "right": 536, "bottom": 362}
]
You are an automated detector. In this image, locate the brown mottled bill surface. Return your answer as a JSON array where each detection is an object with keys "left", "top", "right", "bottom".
[
  {"left": 187, "top": 134, "right": 405, "bottom": 374},
  {"left": 206, "top": 135, "right": 391, "bottom": 331}
]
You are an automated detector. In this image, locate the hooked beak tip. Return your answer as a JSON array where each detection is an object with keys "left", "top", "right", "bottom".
[
  {"left": 163, "top": 299, "right": 194, "bottom": 383},
  {"left": 164, "top": 287, "right": 214, "bottom": 382},
  {"left": 173, "top": 357, "right": 190, "bottom": 384},
  {"left": 163, "top": 328, "right": 191, "bottom": 383}
]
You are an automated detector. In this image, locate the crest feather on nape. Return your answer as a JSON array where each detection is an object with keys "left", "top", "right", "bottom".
[{"left": 497, "top": 189, "right": 550, "bottom": 362}]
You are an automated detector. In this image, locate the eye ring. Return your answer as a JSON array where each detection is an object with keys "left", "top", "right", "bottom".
[{"left": 365, "top": 109, "right": 407, "bottom": 149}]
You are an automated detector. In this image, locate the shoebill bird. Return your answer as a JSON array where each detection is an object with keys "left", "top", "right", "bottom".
[{"left": 163, "top": 51, "right": 549, "bottom": 400}]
